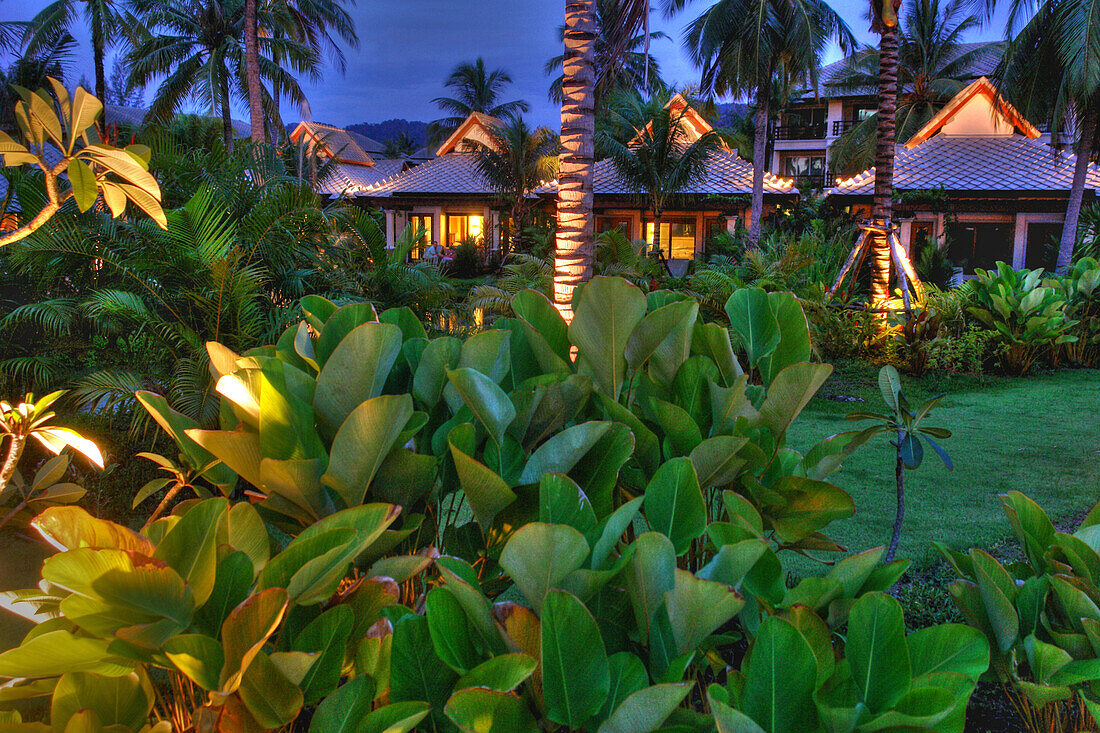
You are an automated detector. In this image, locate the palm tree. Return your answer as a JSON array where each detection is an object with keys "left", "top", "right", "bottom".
[
  {"left": 828, "top": 0, "right": 999, "bottom": 176},
  {"left": 382, "top": 132, "right": 419, "bottom": 159},
  {"left": 599, "top": 95, "right": 724, "bottom": 261},
  {"left": 245, "top": 0, "right": 359, "bottom": 143},
  {"left": 19, "top": 0, "right": 121, "bottom": 105},
  {"left": 0, "top": 30, "right": 76, "bottom": 135},
  {"left": 429, "top": 58, "right": 530, "bottom": 144},
  {"left": 472, "top": 116, "right": 559, "bottom": 260},
  {"left": 666, "top": 0, "right": 854, "bottom": 247},
  {"left": 995, "top": 0, "right": 1100, "bottom": 273},
  {"left": 546, "top": 0, "right": 668, "bottom": 111},
  {"left": 126, "top": 0, "right": 317, "bottom": 150}
]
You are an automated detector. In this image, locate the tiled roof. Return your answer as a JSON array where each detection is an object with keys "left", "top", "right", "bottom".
[
  {"left": 362, "top": 153, "right": 496, "bottom": 196},
  {"left": 577, "top": 150, "right": 792, "bottom": 196},
  {"left": 830, "top": 135, "right": 1100, "bottom": 195},
  {"left": 295, "top": 121, "right": 376, "bottom": 166},
  {"left": 319, "top": 157, "right": 412, "bottom": 196}
]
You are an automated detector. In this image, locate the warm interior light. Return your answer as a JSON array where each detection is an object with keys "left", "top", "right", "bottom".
[{"left": 468, "top": 215, "right": 484, "bottom": 239}]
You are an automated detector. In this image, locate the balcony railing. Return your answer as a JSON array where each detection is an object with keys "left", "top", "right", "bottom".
[
  {"left": 772, "top": 123, "right": 826, "bottom": 140},
  {"left": 788, "top": 172, "right": 828, "bottom": 189},
  {"left": 832, "top": 119, "right": 862, "bottom": 136}
]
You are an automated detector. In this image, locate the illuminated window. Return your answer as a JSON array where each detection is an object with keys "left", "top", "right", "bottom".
[
  {"left": 445, "top": 214, "right": 485, "bottom": 245},
  {"left": 408, "top": 214, "right": 432, "bottom": 259},
  {"left": 645, "top": 220, "right": 696, "bottom": 259}
]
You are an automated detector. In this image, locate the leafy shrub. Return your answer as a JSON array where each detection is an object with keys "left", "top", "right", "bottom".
[
  {"left": 925, "top": 325, "right": 994, "bottom": 374},
  {"left": 939, "top": 492, "right": 1100, "bottom": 730},
  {"left": 450, "top": 236, "right": 482, "bottom": 278},
  {"left": 1049, "top": 257, "right": 1100, "bottom": 367},
  {"left": 966, "top": 262, "right": 1078, "bottom": 374}
]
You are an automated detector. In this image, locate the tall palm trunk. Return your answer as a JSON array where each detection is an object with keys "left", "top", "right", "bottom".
[
  {"left": 90, "top": 5, "right": 106, "bottom": 131},
  {"left": 652, "top": 209, "right": 663, "bottom": 258},
  {"left": 749, "top": 82, "right": 770, "bottom": 247},
  {"left": 219, "top": 64, "right": 234, "bottom": 153},
  {"left": 870, "top": 24, "right": 900, "bottom": 313},
  {"left": 1058, "top": 105, "right": 1098, "bottom": 273},
  {"left": 555, "top": 0, "right": 597, "bottom": 321},
  {"left": 244, "top": 0, "right": 264, "bottom": 143}
]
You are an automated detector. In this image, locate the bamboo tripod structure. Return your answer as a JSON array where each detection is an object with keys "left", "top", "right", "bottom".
[{"left": 826, "top": 218, "right": 924, "bottom": 319}]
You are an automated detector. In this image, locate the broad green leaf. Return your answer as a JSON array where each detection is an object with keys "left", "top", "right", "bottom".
[
  {"left": 644, "top": 458, "right": 706, "bottom": 556},
  {"left": 757, "top": 362, "right": 833, "bottom": 438},
  {"left": 360, "top": 701, "right": 430, "bottom": 733},
  {"left": 597, "top": 683, "right": 692, "bottom": 733},
  {"left": 625, "top": 299, "right": 698, "bottom": 385},
  {"left": 908, "top": 624, "right": 989, "bottom": 681},
  {"left": 308, "top": 676, "right": 375, "bottom": 733},
  {"left": 725, "top": 288, "right": 780, "bottom": 370},
  {"left": 218, "top": 587, "right": 289, "bottom": 693},
  {"left": 455, "top": 653, "right": 537, "bottom": 692},
  {"left": 413, "top": 336, "right": 463, "bottom": 408},
  {"left": 449, "top": 425, "right": 516, "bottom": 531},
  {"left": 51, "top": 671, "right": 152, "bottom": 731},
  {"left": 315, "top": 302, "right": 379, "bottom": 365},
  {"left": 314, "top": 322, "right": 403, "bottom": 430},
  {"left": 32, "top": 505, "right": 153, "bottom": 554},
  {"left": 447, "top": 367, "right": 515, "bottom": 447},
  {"left": 623, "top": 532, "right": 677, "bottom": 637},
  {"left": 444, "top": 688, "right": 538, "bottom": 733},
  {"left": 740, "top": 615, "right": 818, "bottom": 733},
  {"left": 570, "top": 276, "right": 648, "bottom": 400},
  {"left": 0, "top": 631, "right": 132, "bottom": 678},
  {"left": 591, "top": 496, "right": 644, "bottom": 570},
  {"left": 664, "top": 569, "right": 744, "bottom": 655},
  {"left": 154, "top": 498, "right": 227, "bottom": 607},
  {"left": 292, "top": 604, "right": 354, "bottom": 703},
  {"left": 758, "top": 292, "right": 811, "bottom": 386},
  {"left": 539, "top": 473, "right": 597, "bottom": 537},
  {"left": 427, "top": 587, "right": 484, "bottom": 674},
  {"left": 518, "top": 421, "right": 612, "bottom": 485},
  {"left": 323, "top": 395, "right": 413, "bottom": 509},
  {"left": 68, "top": 159, "right": 97, "bottom": 212},
  {"left": 164, "top": 634, "right": 224, "bottom": 691},
  {"left": 541, "top": 589, "right": 610, "bottom": 728},
  {"left": 238, "top": 650, "right": 304, "bottom": 728},
  {"left": 847, "top": 592, "right": 912, "bottom": 713},
  {"left": 390, "top": 613, "right": 458, "bottom": 729},
  {"left": 689, "top": 436, "right": 747, "bottom": 490},
  {"left": 499, "top": 523, "right": 589, "bottom": 613}
]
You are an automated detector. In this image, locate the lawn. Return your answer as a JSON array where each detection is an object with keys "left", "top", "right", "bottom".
[{"left": 788, "top": 364, "right": 1100, "bottom": 568}]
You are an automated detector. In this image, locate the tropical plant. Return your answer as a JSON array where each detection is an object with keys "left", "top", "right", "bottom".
[
  {"left": 0, "top": 78, "right": 166, "bottom": 245},
  {"left": 546, "top": 0, "right": 668, "bottom": 109},
  {"left": 471, "top": 115, "right": 558, "bottom": 259},
  {"left": 827, "top": 0, "right": 999, "bottom": 176},
  {"left": 663, "top": 0, "right": 854, "bottom": 246},
  {"left": 428, "top": 58, "right": 530, "bottom": 144},
  {"left": 966, "top": 261, "right": 1078, "bottom": 374},
  {"left": 846, "top": 366, "right": 953, "bottom": 562},
  {"left": 939, "top": 492, "right": 1100, "bottom": 731},
  {"left": 0, "top": 390, "right": 102, "bottom": 530},
  {"left": 465, "top": 253, "right": 554, "bottom": 318},
  {"left": 0, "top": 27, "right": 76, "bottom": 135},
  {"left": 381, "top": 131, "right": 419, "bottom": 159},
  {"left": 16, "top": 0, "right": 122, "bottom": 104},
  {"left": 598, "top": 95, "right": 724, "bottom": 264},
  {"left": 995, "top": 0, "right": 1100, "bottom": 273},
  {"left": 1047, "top": 257, "right": 1100, "bottom": 367},
  {"left": 125, "top": 0, "right": 319, "bottom": 150}
]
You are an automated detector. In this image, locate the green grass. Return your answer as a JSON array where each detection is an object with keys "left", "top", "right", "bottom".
[{"left": 787, "top": 363, "right": 1100, "bottom": 569}]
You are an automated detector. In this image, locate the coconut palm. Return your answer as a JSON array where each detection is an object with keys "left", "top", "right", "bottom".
[
  {"left": 599, "top": 95, "right": 724, "bottom": 261},
  {"left": 382, "top": 132, "right": 419, "bottom": 159},
  {"left": 17, "top": 0, "right": 122, "bottom": 105},
  {"left": 472, "top": 116, "right": 559, "bottom": 260},
  {"left": 244, "top": 0, "right": 359, "bottom": 142},
  {"left": 428, "top": 58, "right": 530, "bottom": 144},
  {"left": 994, "top": 0, "right": 1100, "bottom": 273},
  {"left": 126, "top": 0, "right": 318, "bottom": 150},
  {"left": 828, "top": 0, "right": 999, "bottom": 177},
  {"left": 0, "top": 30, "right": 76, "bottom": 135},
  {"left": 665, "top": 0, "right": 854, "bottom": 248},
  {"left": 546, "top": 0, "right": 668, "bottom": 110}
]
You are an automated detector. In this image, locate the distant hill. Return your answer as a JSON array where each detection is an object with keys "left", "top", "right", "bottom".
[
  {"left": 347, "top": 119, "right": 429, "bottom": 146},
  {"left": 716, "top": 102, "right": 752, "bottom": 128}
]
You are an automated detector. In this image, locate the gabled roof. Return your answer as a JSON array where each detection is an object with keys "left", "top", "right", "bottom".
[
  {"left": 830, "top": 134, "right": 1100, "bottom": 195},
  {"left": 591, "top": 150, "right": 791, "bottom": 195},
  {"left": 436, "top": 112, "right": 503, "bottom": 157},
  {"left": 290, "top": 121, "right": 376, "bottom": 166},
  {"left": 905, "top": 77, "right": 1039, "bottom": 146},
  {"left": 631, "top": 94, "right": 725, "bottom": 149},
  {"left": 831, "top": 77, "right": 1098, "bottom": 196}
]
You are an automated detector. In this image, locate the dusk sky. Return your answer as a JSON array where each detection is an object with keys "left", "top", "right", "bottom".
[{"left": 1, "top": 0, "right": 1013, "bottom": 129}]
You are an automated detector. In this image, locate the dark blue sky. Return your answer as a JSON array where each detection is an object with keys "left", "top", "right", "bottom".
[{"left": 1, "top": 0, "right": 1012, "bottom": 128}]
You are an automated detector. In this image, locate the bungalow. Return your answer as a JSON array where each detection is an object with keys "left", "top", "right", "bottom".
[
  {"left": 354, "top": 95, "right": 794, "bottom": 264},
  {"left": 288, "top": 121, "right": 419, "bottom": 196},
  {"left": 828, "top": 77, "right": 1100, "bottom": 274}
]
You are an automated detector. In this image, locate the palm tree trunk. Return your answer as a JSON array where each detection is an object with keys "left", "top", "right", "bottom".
[
  {"left": 91, "top": 4, "right": 106, "bottom": 131},
  {"left": 870, "top": 24, "right": 900, "bottom": 313},
  {"left": 1058, "top": 106, "right": 1098, "bottom": 274},
  {"left": 749, "top": 83, "right": 769, "bottom": 247},
  {"left": 555, "top": 0, "right": 598, "bottom": 321},
  {"left": 653, "top": 210, "right": 663, "bottom": 258},
  {"left": 244, "top": 0, "right": 265, "bottom": 143},
  {"left": 220, "top": 65, "right": 234, "bottom": 153}
]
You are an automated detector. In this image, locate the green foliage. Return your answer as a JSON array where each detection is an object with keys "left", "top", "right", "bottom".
[
  {"left": 1048, "top": 257, "right": 1100, "bottom": 367},
  {"left": 939, "top": 492, "right": 1100, "bottom": 727},
  {"left": 966, "top": 262, "right": 1078, "bottom": 374}
]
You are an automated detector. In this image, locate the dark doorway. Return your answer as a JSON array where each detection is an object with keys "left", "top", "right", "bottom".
[
  {"left": 946, "top": 222, "right": 1014, "bottom": 274},
  {"left": 1025, "top": 222, "right": 1063, "bottom": 271}
]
